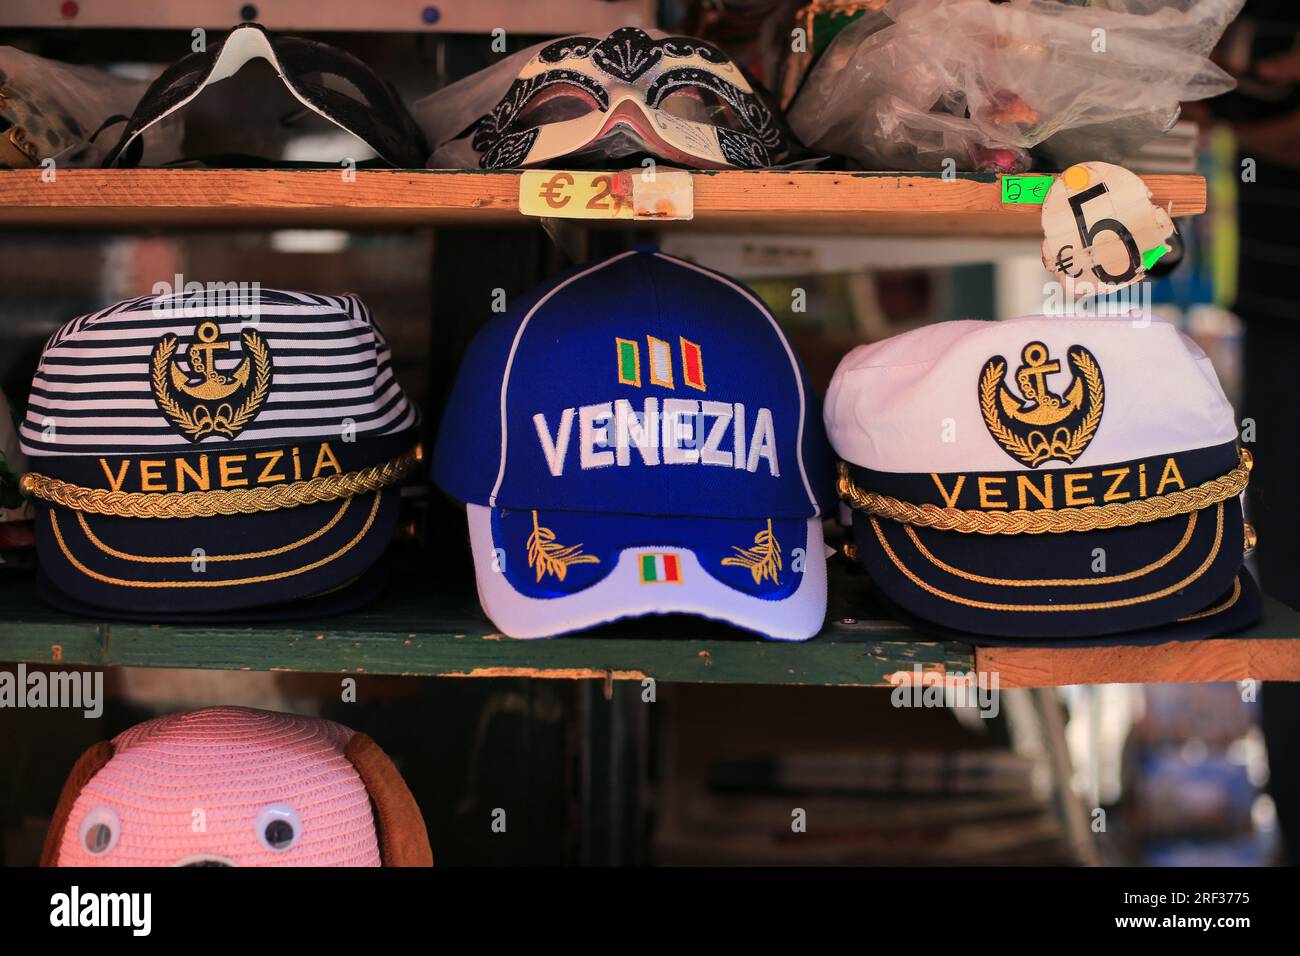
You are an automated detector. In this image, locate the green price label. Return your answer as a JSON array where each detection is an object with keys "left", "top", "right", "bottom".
[{"left": 1001, "top": 174, "right": 1054, "bottom": 205}]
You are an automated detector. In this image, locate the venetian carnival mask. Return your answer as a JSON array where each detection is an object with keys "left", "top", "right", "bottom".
[{"left": 459, "top": 27, "right": 792, "bottom": 170}]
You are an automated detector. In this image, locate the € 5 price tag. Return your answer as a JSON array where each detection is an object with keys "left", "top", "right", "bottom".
[
  {"left": 1040, "top": 162, "right": 1175, "bottom": 299},
  {"left": 519, "top": 170, "right": 694, "bottom": 222},
  {"left": 1001, "top": 174, "right": 1053, "bottom": 205}
]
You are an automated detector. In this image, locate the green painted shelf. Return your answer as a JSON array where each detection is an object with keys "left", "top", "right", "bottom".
[
  {"left": 1, "top": 561, "right": 1298, "bottom": 687},
  {"left": 0, "top": 564, "right": 967, "bottom": 686}
]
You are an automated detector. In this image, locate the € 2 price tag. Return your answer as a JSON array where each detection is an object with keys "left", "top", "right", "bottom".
[
  {"left": 1040, "top": 161, "right": 1175, "bottom": 299},
  {"left": 519, "top": 170, "right": 694, "bottom": 222}
]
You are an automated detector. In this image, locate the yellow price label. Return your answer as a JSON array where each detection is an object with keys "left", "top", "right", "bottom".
[{"left": 519, "top": 170, "right": 693, "bottom": 221}]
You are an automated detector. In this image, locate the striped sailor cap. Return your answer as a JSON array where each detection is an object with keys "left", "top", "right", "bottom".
[{"left": 18, "top": 287, "right": 420, "bottom": 620}]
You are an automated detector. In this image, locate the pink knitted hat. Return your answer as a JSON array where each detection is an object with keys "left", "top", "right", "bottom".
[{"left": 44, "top": 706, "right": 431, "bottom": 867}]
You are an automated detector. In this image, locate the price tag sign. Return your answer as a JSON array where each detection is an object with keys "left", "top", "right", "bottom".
[
  {"left": 1040, "top": 162, "right": 1175, "bottom": 299},
  {"left": 519, "top": 170, "right": 694, "bottom": 221},
  {"left": 1001, "top": 174, "right": 1053, "bottom": 205}
]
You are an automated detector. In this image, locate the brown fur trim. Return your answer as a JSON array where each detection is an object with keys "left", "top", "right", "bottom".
[
  {"left": 344, "top": 732, "right": 432, "bottom": 867},
  {"left": 40, "top": 741, "right": 114, "bottom": 866}
]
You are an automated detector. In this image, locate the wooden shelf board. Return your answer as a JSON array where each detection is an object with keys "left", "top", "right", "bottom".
[
  {"left": 0, "top": 568, "right": 964, "bottom": 687},
  {"left": 979, "top": 628, "right": 1300, "bottom": 688},
  {"left": 0, "top": 169, "right": 1206, "bottom": 236},
  {"left": 0, "top": 564, "right": 1295, "bottom": 687},
  {"left": 0, "top": 0, "right": 658, "bottom": 34}
]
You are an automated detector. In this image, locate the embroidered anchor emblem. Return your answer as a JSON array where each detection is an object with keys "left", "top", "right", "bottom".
[
  {"left": 169, "top": 320, "right": 251, "bottom": 401},
  {"left": 979, "top": 341, "right": 1104, "bottom": 468},
  {"left": 150, "top": 320, "right": 272, "bottom": 442}
]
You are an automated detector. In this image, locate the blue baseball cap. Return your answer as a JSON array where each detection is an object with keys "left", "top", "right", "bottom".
[{"left": 434, "top": 249, "right": 834, "bottom": 640}]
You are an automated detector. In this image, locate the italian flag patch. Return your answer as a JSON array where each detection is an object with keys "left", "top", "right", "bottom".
[{"left": 639, "top": 553, "right": 682, "bottom": 584}]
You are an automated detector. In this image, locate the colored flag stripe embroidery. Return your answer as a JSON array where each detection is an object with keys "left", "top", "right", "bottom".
[
  {"left": 680, "top": 337, "right": 705, "bottom": 391},
  {"left": 616, "top": 338, "right": 641, "bottom": 386},
  {"left": 647, "top": 336, "right": 674, "bottom": 388},
  {"left": 639, "top": 552, "right": 681, "bottom": 583}
]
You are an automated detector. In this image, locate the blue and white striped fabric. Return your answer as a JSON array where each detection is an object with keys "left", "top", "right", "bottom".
[
  {"left": 21, "top": 288, "right": 417, "bottom": 457},
  {"left": 19, "top": 287, "right": 420, "bottom": 622}
]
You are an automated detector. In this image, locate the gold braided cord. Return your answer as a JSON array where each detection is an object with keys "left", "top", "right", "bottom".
[
  {"left": 837, "top": 449, "right": 1251, "bottom": 536},
  {"left": 20, "top": 445, "right": 421, "bottom": 520}
]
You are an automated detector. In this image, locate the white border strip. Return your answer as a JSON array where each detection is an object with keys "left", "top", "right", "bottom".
[
  {"left": 468, "top": 505, "right": 826, "bottom": 641},
  {"left": 653, "top": 252, "right": 819, "bottom": 512},
  {"left": 488, "top": 250, "right": 639, "bottom": 506}
]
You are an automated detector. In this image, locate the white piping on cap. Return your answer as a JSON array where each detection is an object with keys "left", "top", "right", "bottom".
[
  {"left": 488, "top": 250, "right": 639, "bottom": 506},
  {"left": 652, "top": 252, "right": 819, "bottom": 513}
]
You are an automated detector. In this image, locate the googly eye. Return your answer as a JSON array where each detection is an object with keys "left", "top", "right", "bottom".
[
  {"left": 79, "top": 806, "right": 120, "bottom": 856},
  {"left": 255, "top": 803, "right": 301, "bottom": 852}
]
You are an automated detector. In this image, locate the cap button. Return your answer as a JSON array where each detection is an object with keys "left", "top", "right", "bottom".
[{"left": 1243, "top": 522, "right": 1258, "bottom": 554}]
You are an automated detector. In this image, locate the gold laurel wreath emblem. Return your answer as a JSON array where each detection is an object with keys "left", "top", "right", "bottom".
[
  {"left": 526, "top": 510, "right": 601, "bottom": 583},
  {"left": 721, "top": 518, "right": 782, "bottom": 586},
  {"left": 151, "top": 329, "right": 272, "bottom": 442},
  {"left": 979, "top": 348, "right": 1103, "bottom": 468}
]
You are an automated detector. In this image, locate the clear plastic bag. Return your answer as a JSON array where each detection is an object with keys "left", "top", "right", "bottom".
[
  {"left": 0, "top": 46, "right": 181, "bottom": 168},
  {"left": 788, "top": 0, "right": 1242, "bottom": 172},
  {"left": 415, "top": 43, "right": 540, "bottom": 168}
]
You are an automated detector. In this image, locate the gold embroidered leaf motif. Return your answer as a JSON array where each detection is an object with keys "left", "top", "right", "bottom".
[
  {"left": 221, "top": 331, "right": 273, "bottom": 436},
  {"left": 526, "top": 510, "right": 600, "bottom": 582},
  {"left": 1060, "top": 348, "right": 1104, "bottom": 458},
  {"left": 721, "top": 518, "right": 782, "bottom": 586},
  {"left": 980, "top": 359, "right": 1036, "bottom": 465}
]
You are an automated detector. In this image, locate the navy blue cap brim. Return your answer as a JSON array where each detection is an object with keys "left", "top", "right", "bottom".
[
  {"left": 34, "top": 488, "right": 399, "bottom": 619},
  {"left": 850, "top": 497, "right": 1245, "bottom": 639},
  {"left": 37, "top": 554, "right": 391, "bottom": 623},
  {"left": 873, "top": 567, "right": 1260, "bottom": 647},
  {"left": 466, "top": 504, "right": 827, "bottom": 640}
]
